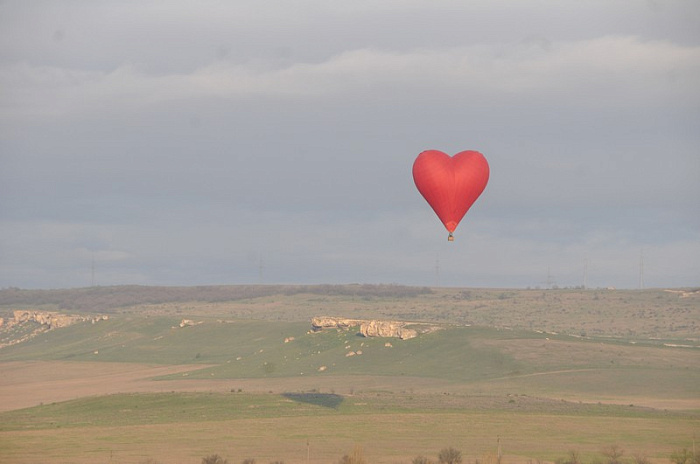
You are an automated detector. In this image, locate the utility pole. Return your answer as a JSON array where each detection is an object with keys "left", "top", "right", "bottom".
[
  {"left": 497, "top": 435, "right": 502, "bottom": 464},
  {"left": 306, "top": 439, "right": 310, "bottom": 464},
  {"left": 546, "top": 267, "right": 556, "bottom": 289},
  {"left": 692, "top": 432, "right": 696, "bottom": 458}
]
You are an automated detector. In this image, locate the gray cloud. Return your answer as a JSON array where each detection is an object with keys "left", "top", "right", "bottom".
[{"left": 1, "top": 1, "right": 698, "bottom": 289}]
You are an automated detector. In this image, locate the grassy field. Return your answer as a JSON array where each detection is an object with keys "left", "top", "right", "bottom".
[
  {"left": 0, "top": 285, "right": 698, "bottom": 463},
  {"left": 1, "top": 315, "right": 697, "bottom": 404},
  {"left": 0, "top": 390, "right": 697, "bottom": 464}
]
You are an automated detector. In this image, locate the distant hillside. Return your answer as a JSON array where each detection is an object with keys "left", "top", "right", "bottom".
[
  {"left": 1, "top": 284, "right": 697, "bottom": 341},
  {"left": 0, "top": 284, "right": 431, "bottom": 313},
  {"left": 1, "top": 314, "right": 698, "bottom": 408}
]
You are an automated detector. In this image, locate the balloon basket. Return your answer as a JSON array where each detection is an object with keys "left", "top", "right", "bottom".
[{"left": 447, "top": 233, "right": 454, "bottom": 242}]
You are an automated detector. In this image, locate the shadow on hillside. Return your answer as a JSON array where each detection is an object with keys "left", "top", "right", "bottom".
[{"left": 282, "top": 392, "right": 344, "bottom": 409}]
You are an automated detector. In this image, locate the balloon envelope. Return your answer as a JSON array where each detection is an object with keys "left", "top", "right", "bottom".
[{"left": 412, "top": 150, "right": 489, "bottom": 236}]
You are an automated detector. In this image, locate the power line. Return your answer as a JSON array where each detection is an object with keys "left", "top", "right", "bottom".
[{"left": 546, "top": 266, "right": 556, "bottom": 289}]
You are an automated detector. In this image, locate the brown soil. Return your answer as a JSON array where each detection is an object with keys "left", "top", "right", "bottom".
[{"left": 0, "top": 361, "right": 454, "bottom": 412}]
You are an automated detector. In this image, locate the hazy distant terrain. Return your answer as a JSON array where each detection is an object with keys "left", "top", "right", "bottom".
[
  {"left": 0, "top": 285, "right": 698, "bottom": 463},
  {"left": 2, "top": 284, "right": 698, "bottom": 339}
]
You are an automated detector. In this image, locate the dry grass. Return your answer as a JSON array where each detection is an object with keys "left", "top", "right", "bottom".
[{"left": 1, "top": 405, "right": 696, "bottom": 464}]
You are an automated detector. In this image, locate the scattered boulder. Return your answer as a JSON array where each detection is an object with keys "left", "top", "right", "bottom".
[{"left": 179, "top": 319, "right": 197, "bottom": 327}]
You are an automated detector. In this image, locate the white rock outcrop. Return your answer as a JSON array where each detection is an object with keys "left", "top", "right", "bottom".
[
  {"left": 311, "top": 316, "right": 420, "bottom": 340},
  {"left": 0, "top": 310, "right": 108, "bottom": 349},
  {"left": 311, "top": 316, "right": 363, "bottom": 331},
  {"left": 11, "top": 310, "right": 107, "bottom": 329},
  {"left": 359, "top": 320, "right": 417, "bottom": 340}
]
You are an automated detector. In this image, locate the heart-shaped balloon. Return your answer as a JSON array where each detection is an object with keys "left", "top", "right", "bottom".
[{"left": 412, "top": 150, "right": 489, "bottom": 240}]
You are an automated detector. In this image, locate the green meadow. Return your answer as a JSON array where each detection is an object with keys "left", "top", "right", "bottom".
[{"left": 0, "top": 390, "right": 696, "bottom": 463}]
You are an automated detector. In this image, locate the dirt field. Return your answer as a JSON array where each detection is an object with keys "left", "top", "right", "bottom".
[
  {"left": 2, "top": 360, "right": 699, "bottom": 464},
  {"left": 0, "top": 361, "right": 456, "bottom": 412},
  {"left": 0, "top": 362, "right": 207, "bottom": 411},
  {"left": 3, "top": 359, "right": 698, "bottom": 415}
]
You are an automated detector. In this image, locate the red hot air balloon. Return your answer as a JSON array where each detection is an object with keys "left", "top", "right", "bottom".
[{"left": 412, "top": 150, "right": 489, "bottom": 241}]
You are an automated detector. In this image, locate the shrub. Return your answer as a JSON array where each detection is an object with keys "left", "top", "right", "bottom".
[
  {"left": 556, "top": 450, "right": 581, "bottom": 464},
  {"left": 202, "top": 455, "right": 228, "bottom": 464},
  {"left": 602, "top": 445, "right": 624, "bottom": 464},
  {"left": 438, "top": 447, "right": 462, "bottom": 464},
  {"left": 413, "top": 456, "right": 433, "bottom": 464},
  {"left": 339, "top": 445, "right": 366, "bottom": 464},
  {"left": 632, "top": 454, "right": 651, "bottom": 464},
  {"left": 670, "top": 449, "right": 693, "bottom": 464}
]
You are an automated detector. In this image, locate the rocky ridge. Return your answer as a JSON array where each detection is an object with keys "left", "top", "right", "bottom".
[
  {"left": 311, "top": 316, "right": 438, "bottom": 340},
  {"left": 0, "top": 310, "right": 108, "bottom": 349}
]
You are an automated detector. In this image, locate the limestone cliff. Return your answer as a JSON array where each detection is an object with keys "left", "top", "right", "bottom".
[
  {"left": 11, "top": 310, "right": 108, "bottom": 329},
  {"left": 311, "top": 316, "right": 420, "bottom": 340},
  {"left": 311, "top": 316, "right": 363, "bottom": 331},
  {"left": 359, "top": 320, "right": 417, "bottom": 340},
  {"left": 0, "top": 310, "right": 108, "bottom": 349}
]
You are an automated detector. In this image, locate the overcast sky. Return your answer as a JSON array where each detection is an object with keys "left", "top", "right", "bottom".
[{"left": 1, "top": 0, "right": 699, "bottom": 290}]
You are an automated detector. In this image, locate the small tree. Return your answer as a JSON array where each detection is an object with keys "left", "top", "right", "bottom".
[
  {"left": 557, "top": 450, "right": 581, "bottom": 464},
  {"left": 242, "top": 459, "right": 256, "bottom": 464},
  {"left": 602, "top": 445, "right": 624, "bottom": 464},
  {"left": 202, "top": 455, "right": 228, "bottom": 464},
  {"left": 671, "top": 449, "right": 693, "bottom": 464},
  {"left": 413, "top": 456, "right": 433, "bottom": 464},
  {"left": 632, "top": 454, "right": 650, "bottom": 464},
  {"left": 438, "top": 447, "right": 462, "bottom": 464},
  {"left": 339, "top": 446, "right": 366, "bottom": 464}
]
